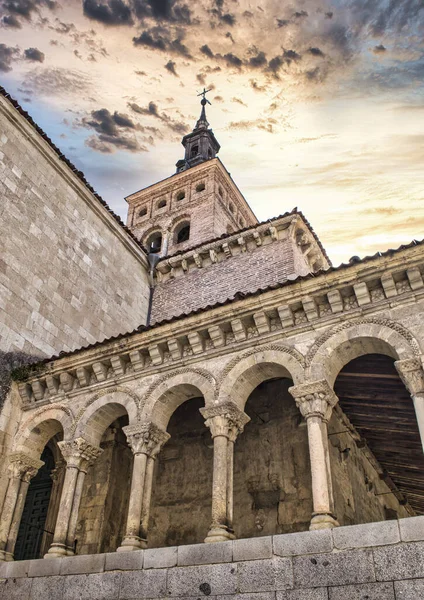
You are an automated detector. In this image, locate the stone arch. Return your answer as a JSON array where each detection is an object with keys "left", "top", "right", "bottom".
[
  {"left": 141, "top": 368, "right": 216, "bottom": 430},
  {"left": 217, "top": 345, "right": 306, "bottom": 410},
  {"left": 306, "top": 318, "right": 421, "bottom": 386},
  {"left": 14, "top": 405, "right": 74, "bottom": 458},
  {"left": 73, "top": 389, "right": 140, "bottom": 446}
]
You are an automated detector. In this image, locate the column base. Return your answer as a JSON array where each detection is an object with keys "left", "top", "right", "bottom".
[
  {"left": 204, "top": 524, "right": 234, "bottom": 543},
  {"left": 309, "top": 513, "right": 339, "bottom": 530},
  {"left": 116, "top": 536, "right": 147, "bottom": 552},
  {"left": 44, "top": 543, "right": 68, "bottom": 559}
]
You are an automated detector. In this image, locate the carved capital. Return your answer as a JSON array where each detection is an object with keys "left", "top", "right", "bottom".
[
  {"left": 58, "top": 437, "right": 103, "bottom": 471},
  {"left": 123, "top": 422, "right": 170, "bottom": 457},
  {"left": 200, "top": 403, "right": 250, "bottom": 441},
  {"left": 8, "top": 452, "right": 44, "bottom": 482},
  {"left": 395, "top": 359, "right": 424, "bottom": 396},
  {"left": 289, "top": 380, "right": 338, "bottom": 421}
]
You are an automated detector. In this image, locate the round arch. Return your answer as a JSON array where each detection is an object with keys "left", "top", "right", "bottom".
[
  {"left": 217, "top": 346, "right": 306, "bottom": 410},
  {"left": 141, "top": 369, "right": 216, "bottom": 430},
  {"left": 14, "top": 405, "right": 73, "bottom": 457},
  {"left": 307, "top": 319, "right": 421, "bottom": 386},
  {"left": 74, "top": 390, "right": 139, "bottom": 446}
]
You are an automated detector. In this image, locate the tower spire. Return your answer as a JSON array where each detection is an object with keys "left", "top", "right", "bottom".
[{"left": 175, "top": 90, "right": 220, "bottom": 173}]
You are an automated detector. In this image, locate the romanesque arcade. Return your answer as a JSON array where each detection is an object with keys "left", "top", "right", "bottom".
[{"left": 1, "top": 319, "right": 423, "bottom": 562}]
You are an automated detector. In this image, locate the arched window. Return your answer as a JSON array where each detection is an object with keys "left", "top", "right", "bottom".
[
  {"left": 138, "top": 207, "right": 147, "bottom": 217},
  {"left": 146, "top": 231, "right": 162, "bottom": 254},
  {"left": 196, "top": 182, "right": 205, "bottom": 193},
  {"left": 175, "top": 221, "right": 190, "bottom": 245},
  {"left": 157, "top": 199, "right": 167, "bottom": 209},
  {"left": 176, "top": 190, "right": 185, "bottom": 201},
  {"left": 229, "top": 202, "right": 235, "bottom": 214},
  {"left": 191, "top": 145, "right": 198, "bottom": 158}
]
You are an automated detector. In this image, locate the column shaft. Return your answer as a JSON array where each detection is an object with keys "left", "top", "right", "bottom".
[
  {"left": 117, "top": 453, "right": 148, "bottom": 552},
  {"left": 4, "top": 480, "right": 30, "bottom": 560},
  {"left": 205, "top": 434, "right": 231, "bottom": 542},
  {"left": 412, "top": 393, "right": 424, "bottom": 453},
  {"left": 45, "top": 465, "right": 79, "bottom": 558},
  {"left": 0, "top": 477, "right": 21, "bottom": 558},
  {"left": 65, "top": 469, "right": 87, "bottom": 555},
  {"left": 226, "top": 440, "right": 235, "bottom": 535},
  {"left": 140, "top": 457, "right": 155, "bottom": 541}
]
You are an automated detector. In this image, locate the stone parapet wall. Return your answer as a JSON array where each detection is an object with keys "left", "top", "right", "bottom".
[{"left": 1, "top": 517, "right": 423, "bottom": 599}]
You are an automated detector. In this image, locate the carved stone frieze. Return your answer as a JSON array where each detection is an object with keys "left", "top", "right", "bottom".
[
  {"left": 395, "top": 359, "right": 424, "bottom": 396},
  {"left": 289, "top": 380, "right": 338, "bottom": 422},
  {"left": 123, "top": 422, "right": 170, "bottom": 457},
  {"left": 200, "top": 402, "right": 250, "bottom": 441},
  {"left": 58, "top": 437, "right": 103, "bottom": 471}
]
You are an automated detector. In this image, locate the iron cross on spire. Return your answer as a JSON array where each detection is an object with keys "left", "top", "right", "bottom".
[{"left": 197, "top": 88, "right": 212, "bottom": 105}]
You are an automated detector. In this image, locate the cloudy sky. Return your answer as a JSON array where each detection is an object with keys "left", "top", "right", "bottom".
[{"left": 1, "top": 0, "right": 423, "bottom": 264}]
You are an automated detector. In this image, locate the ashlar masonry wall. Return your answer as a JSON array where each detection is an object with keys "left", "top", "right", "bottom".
[
  {"left": 0, "top": 517, "right": 423, "bottom": 599},
  {"left": 0, "top": 94, "right": 150, "bottom": 359}
]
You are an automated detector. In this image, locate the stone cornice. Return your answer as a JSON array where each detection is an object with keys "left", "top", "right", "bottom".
[
  {"left": 0, "top": 95, "right": 148, "bottom": 269},
  {"left": 16, "top": 245, "right": 424, "bottom": 408}
]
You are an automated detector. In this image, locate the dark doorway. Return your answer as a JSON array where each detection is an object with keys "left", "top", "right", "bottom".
[{"left": 14, "top": 446, "right": 55, "bottom": 560}]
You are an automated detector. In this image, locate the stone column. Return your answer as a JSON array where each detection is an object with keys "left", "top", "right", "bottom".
[
  {"left": 201, "top": 403, "right": 250, "bottom": 543},
  {"left": 0, "top": 453, "right": 43, "bottom": 561},
  {"left": 395, "top": 359, "right": 424, "bottom": 453},
  {"left": 289, "top": 380, "right": 339, "bottom": 530},
  {"left": 40, "top": 460, "right": 65, "bottom": 557},
  {"left": 45, "top": 438, "right": 102, "bottom": 558},
  {"left": 117, "top": 422, "right": 169, "bottom": 552}
]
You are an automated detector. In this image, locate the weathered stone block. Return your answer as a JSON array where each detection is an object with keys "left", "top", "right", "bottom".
[
  {"left": 177, "top": 540, "right": 232, "bottom": 566},
  {"left": 293, "top": 549, "right": 375, "bottom": 588},
  {"left": 167, "top": 563, "right": 237, "bottom": 597},
  {"left": 119, "top": 568, "right": 167, "bottom": 599},
  {"left": 104, "top": 550, "right": 143, "bottom": 571},
  {"left": 62, "top": 572, "right": 121, "bottom": 600},
  {"left": 373, "top": 541, "right": 424, "bottom": 581},
  {"left": 328, "top": 582, "right": 395, "bottom": 599},
  {"left": 28, "top": 557, "right": 62, "bottom": 577},
  {"left": 30, "top": 575, "right": 65, "bottom": 600},
  {"left": 60, "top": 553, "right": 105, "bottom": 575},
  {"left": 394, "top": 578, "right": 424, "bottom": 599},
  {"left": 5, "top": 558, "right": 31, "bottom": 578},
  {"left": 0, "top": 576, "right": 32, "bottom": 600},
  {"left": 233, "top": 536, "right": 273, "bottom": 562},
  {"left": 238, "top": 558, "right": 293, "bottom": 593},
  {"left": 399, "top": 516, "right": 424, "bottom": 542},
  {"left": 144, "top": 546, "right": 177, "bottom": 569},
  {"left": 332, "top": 520, "right": 400, "bottom": 550},
  {"left": 273, "top": 529, "right": 333, "bottom": 557},
  {"left": 277, "top": 589, "right": 328, "bottom": 600}
]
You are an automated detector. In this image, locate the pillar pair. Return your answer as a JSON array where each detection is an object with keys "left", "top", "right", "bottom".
[
  {"left": 0, "top": 453, "right": 43, "bottom": 561},
  {"left": 395, "top": 359, "right": 424, "bottom": 453},
  {"left": 45, "top": 438, "right": 103, "bottom": 558},
  {"left": 201, "top": 403, "right": 250, "bottom": 543},
  {"left": 289, "top": 380, "right": 339, "bottom": 530},
  {"left": 117, "top": 423, "right": 170, "bottom": 552}
]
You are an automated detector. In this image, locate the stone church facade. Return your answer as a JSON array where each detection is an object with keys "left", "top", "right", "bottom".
[{"left": 0, "top": 87, "right": 423, "bottom": 599}]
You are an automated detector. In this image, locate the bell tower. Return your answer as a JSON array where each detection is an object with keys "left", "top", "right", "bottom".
[
  {"left": 175, "top": 89, "right": 220, "bottom": 173},
  {"left": 126, "top": 93, "right": 258, "bottom": 257}
]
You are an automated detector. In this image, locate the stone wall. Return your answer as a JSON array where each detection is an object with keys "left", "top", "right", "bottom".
[
  {"left": 0, "top": 94, "right": 150, "bottom": 359},
  {"left": 151, "top": 235, "right": 297, "bottom": 322},
  {"left": 1, "top": 517, "right": 423, "bottom": 599}
]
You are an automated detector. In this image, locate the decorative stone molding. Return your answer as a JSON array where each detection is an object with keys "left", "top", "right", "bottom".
[
  {"left": 123, "top": 422, "right": 170, "bottom": 457},
  {"left": 395, "top": 359, "right": 424, "bottom": 396},
  {"left": 289, "top": 380, "right": 339, "bottom": 421},
  {"left": 200, "top": 403, "right": 250, "bottom": 441},
  {"left": 15, "top": 255, "right": 424, "bottom": 409},
  {"left": 58, "top": 438, "right": 103, "bottom": 471},
  {"left": 8, "top": 453, "right": 44, "bottom": 482}
]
